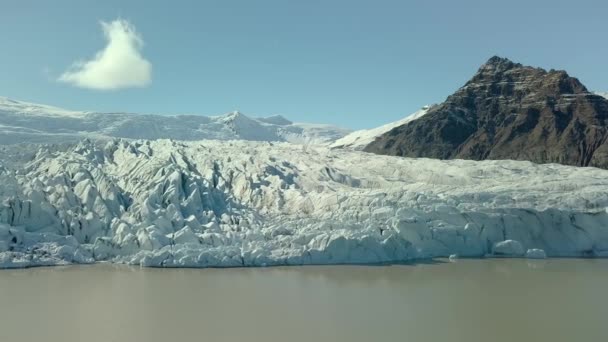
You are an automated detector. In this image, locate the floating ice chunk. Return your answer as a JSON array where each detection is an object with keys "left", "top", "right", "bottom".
[{"left": 526, "top": 248, "right": 547, "bottom": 259}]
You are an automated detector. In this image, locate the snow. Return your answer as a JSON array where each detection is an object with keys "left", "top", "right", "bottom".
[
  {"left": 330, "top": 106, "right": 432, "bottom": 150},
  {"left": 1, "top": 138, "right": 608, "bottom": 268},
  {"left": 278, "top": 122, "right": 352, "bottom": 145},
  {"left": 596, "top": 92, "right": 608, "bottom": 99},
  {"left": 0, "top": 96, "right": 87, "bottom": 118},
  {"left": 256, "top": 115, "right": 293, "bottom": 126},
  {"left": 0, "top": 97, "right": 350, "bottom": 145}
]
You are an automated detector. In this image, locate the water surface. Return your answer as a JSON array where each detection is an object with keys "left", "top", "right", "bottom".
[{"left": 0, "top": 259, "right": 606, "bottom": 342}]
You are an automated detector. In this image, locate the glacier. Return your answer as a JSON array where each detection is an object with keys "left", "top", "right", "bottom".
[{"left": 1, "top": 138, "right": 608, "bottom": 268}]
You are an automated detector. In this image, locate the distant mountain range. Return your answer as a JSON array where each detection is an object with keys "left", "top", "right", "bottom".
[
  {"left": 2, "top": 58, "right": 608, "bottom": 268},
  {"left": 365, "top": 57, "right": 608, "bottom": 168},
  {"left": 3, "top": 58, "right": 608, "bottom": 169},
  {"left": 0, "top": 97, "right": 350, "bottom": 145}
]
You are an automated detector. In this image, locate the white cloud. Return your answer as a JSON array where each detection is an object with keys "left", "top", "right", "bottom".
[{"left": 59, "top": 19, "right": 152, "bottom": 90}]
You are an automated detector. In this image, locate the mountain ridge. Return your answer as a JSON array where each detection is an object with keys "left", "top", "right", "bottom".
[
  {"left": 0, "top": 97, "right": 351, "bottom": 145},
  {"left": 331, "top": 105, "right": 433, "bottom": 150},
  {"left": 365, "top": 56, "right": 608, "bottom": 168}
]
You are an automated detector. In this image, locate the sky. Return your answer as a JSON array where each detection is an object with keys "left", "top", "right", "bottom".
[{"left": 1, "top": 0, "right": 607, "bottom": 129}]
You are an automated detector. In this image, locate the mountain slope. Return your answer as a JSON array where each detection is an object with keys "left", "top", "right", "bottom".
[
  {"left": 365, "top": 57, "right": 608, "bottom": 168},
  {"left": 0, "top": 97, "right": 350, "bottom": 145},
  {"left": 1, "top": 139, "right": 608, "bottom": 268},
  {"left": 331, "top": 106, "right": 432, "bottom": 150}
]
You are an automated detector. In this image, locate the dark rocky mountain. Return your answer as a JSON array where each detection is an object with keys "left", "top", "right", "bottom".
[{"left": 365, "top": 56, "right": 608, "bottom": 168}]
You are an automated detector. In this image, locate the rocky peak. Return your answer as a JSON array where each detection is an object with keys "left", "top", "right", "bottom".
[
  {"left": 452, "top": 56, "right": 590, "bottom": 110},
  {"left": 479, "top": 56, "right": 522, "bottom": 72},
  {"left": 365, "top": 57, "right": 608, "bottom": 168}
]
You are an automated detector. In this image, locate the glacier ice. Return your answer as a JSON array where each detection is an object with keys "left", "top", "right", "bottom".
[
  {"left": 525, "top": 248, "right": 547, "bottom": 259},
  {"left": 1, "top": 139, "right": 608, "bottom": 268},
  {"left": 492, "top": 240, "right": 525, "bottom": 257}
]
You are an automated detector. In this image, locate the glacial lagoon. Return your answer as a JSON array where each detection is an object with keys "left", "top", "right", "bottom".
[{"left": 0, "top": 259, "right": 606, "bottom": 342}]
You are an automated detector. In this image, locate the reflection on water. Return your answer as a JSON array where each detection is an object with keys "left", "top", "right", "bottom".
[{"left": 0, "top": 259, "right": 607, "bottom": 342}]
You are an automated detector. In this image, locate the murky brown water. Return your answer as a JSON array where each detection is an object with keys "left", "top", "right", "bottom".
[{"left": 0, "top": 259, "right": 607, "bottom": 342}]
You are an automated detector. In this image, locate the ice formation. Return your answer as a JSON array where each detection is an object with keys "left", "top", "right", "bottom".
[
  {"left": 0, "top": 97, "right": 350, "bottom": 145},
  {"left": 525, "top": 248, "right": 547, "bottom": 259},
  {"left": 1, "top": 139, "right": 607, "bottom": 268}
]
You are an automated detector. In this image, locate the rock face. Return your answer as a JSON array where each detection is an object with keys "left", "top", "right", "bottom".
[{"left": 365, "top": 56, "right": 608, "bottom": 168}]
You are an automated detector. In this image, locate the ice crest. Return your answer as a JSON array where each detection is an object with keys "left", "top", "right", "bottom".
[{"left": 1, "top": 139, "right": 608, "bottom": 268}]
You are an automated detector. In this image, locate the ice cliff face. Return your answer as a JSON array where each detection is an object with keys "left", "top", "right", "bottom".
[{"left": 1, "top": 139, "right": 608, "bottom": 268}]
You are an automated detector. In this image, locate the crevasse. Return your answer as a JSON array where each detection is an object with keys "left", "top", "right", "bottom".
[{"left": 1, "top": 139, "right": 607, "bottom": 268}]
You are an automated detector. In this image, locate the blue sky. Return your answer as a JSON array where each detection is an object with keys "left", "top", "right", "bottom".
[{"left": 1, "top": 0, "right": 607, "bottom": 129}]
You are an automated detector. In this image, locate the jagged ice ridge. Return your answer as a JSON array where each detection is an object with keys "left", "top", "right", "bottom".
[{"left": 1, "top": 139, "right": 608, "bottom": 268}]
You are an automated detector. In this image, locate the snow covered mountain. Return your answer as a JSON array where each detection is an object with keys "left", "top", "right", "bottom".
[
  {"left": 1, "top": 139, "right": 608, "bottom": 268},
  {"left": 331, "top": 106, "right": 432, "bottom": 150},
  {"left": 596, "top": 92, "right": 608, "bottom": 99},
  {"left": 0, "top": 97, "right": 350, "bottom": 145}
]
